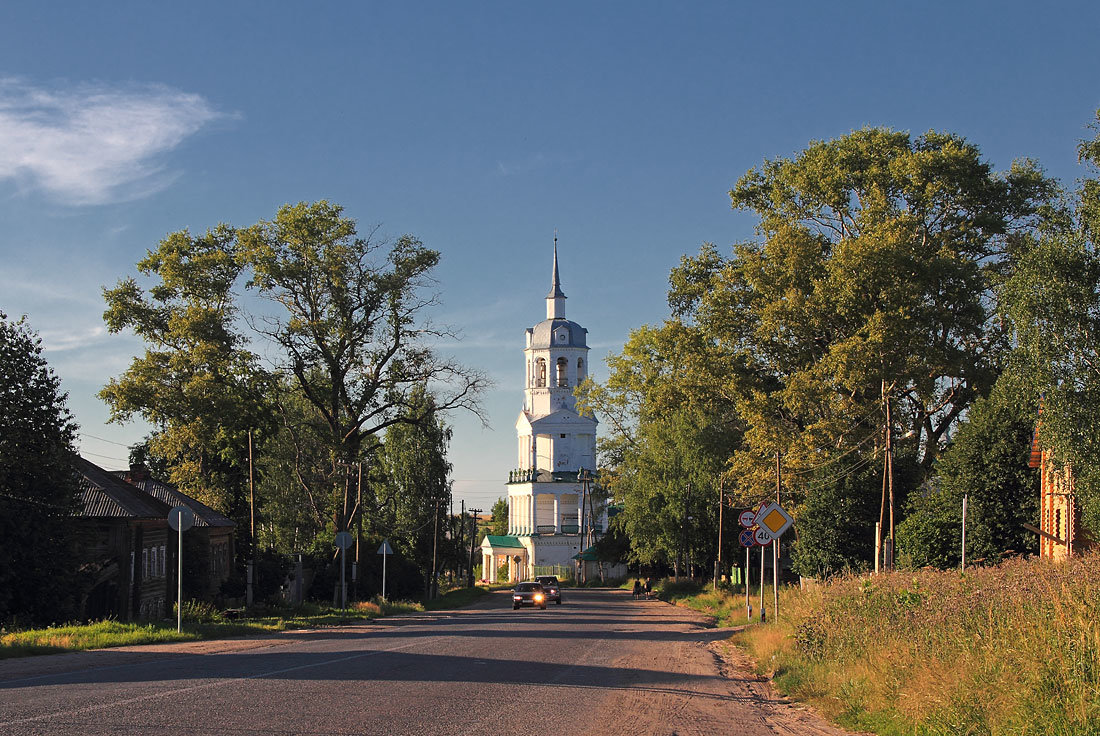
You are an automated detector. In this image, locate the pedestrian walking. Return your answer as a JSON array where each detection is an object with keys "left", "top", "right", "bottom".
[
  {"left": 632, "top": 579, "right": 642, "bottom": 600},
  {"left": 644, "top": 577, "right": 652, "bottom": 600}
]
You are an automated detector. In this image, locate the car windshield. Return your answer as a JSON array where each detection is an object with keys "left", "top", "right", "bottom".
[
  {"left": 537, "top": 577, "right": 558, "bottom": 585},
  {"left": 516, "top": 583, "right": 541, "bottom": 591}
]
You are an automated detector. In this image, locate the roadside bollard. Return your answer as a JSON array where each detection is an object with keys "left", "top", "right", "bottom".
[{"left": 761, "top": 606, "right": 766, "bottom": 623}]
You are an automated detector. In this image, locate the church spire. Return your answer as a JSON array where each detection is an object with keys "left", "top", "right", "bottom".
[
  {"left": 546, "top": 234, "right": 567, "bottom": 319},
  {"left": 548, "top": 233, "right": 566, "bottom": 299}
]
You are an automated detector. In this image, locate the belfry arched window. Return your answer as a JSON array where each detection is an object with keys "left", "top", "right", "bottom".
[
  {"left": 557, "top": 357, "right": 568, "bottom": 387},
  {"left": 577, "top": 357, "right": 585, "bottom": 383},
  {"left": 536, "top": 358, "right": 547, "bottom": 387}
]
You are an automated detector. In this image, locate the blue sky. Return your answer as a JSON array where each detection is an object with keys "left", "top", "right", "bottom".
[{"left": 1, "top": 2, "right": 1098, "bottom": 513}]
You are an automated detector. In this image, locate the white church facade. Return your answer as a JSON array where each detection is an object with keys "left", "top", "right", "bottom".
[{"left": 481, "top": 245, "right": 608, "bottom": 582}]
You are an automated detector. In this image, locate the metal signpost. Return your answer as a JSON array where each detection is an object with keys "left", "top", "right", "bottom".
[
  {"left": 738, "top": 511, "right": 758, "bottom": 620},
  {"left": 167, "top": 505, "right": 194, "bottom": 633},
  {"left": 378, "top": 539, "right": 394, "bottom": 601},
  {"left": 751, "top": 501, "right": 794, "bottom": 621},
  {"left": 334, "top": 531, "right": 353, "bottom": 611}
]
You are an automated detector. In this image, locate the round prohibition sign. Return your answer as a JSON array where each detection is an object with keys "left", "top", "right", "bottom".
[
  {"left": 754, "top": 526, "right": 775, "bottom": 545},
  {"left": 738, "top": 510, "right": 757, "bottom": 528},
  {"left": 738, "top": 528, "right": 757, "bottom": 547}
]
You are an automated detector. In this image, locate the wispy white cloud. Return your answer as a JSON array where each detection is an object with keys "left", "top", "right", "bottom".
[
  {"left": 0, "top": 78, "right": 223, "bottom": 205},
  {"left": 38, "top": 324, "right": 109, "bottom": 352}
]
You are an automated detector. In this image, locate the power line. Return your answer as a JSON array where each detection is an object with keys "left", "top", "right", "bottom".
[{"left": 78, "top": 432, "right": 134, "bottom": 448}]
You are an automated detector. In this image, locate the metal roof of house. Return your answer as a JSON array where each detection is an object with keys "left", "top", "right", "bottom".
[
  {"left": 76, "top": 457, "right": 172, "bottom": 519},
  {"left": 111, "top": 472, "right": 235, "bottom": 528},
  {"left": 482, "top": 535, "right": 525, "bottom": 549}
]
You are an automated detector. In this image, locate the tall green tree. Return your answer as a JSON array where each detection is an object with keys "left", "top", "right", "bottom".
[
  {"left": 102, "top": 202, "right": 486, "bottom": 555},
  {"left": 897, "top": 381, "right": 1038, "bottom": 568},
  {"left": 101, "top": 226, "right": 270, "bottom": 523},
  {"left": 577, "top": 320, "right": 742, "bottom": 575},
  {"left": 238, "top": 202, "right": 485, "bottom": 534},
  {"left": 374, "top": 387, "right": 453, "bottom": 596},
  {"left": 669, "top": 129, "right": 1053, "bottom": 529},
  {"left": 999, "top": 110, "right": 1100, "bottom": 533},
  {"left": 489, "top": 497, "right": 508, "bottom": 536},
  {"left": 0, "top": 313, "right": 82, "bottom": 626}
]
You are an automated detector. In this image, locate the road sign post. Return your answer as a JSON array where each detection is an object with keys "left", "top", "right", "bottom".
[
  {"left": 751, "top": 501, "right": 794, "bottom": 622},
  {"left": 168, "top": 506, "right": 194, "bottom": 633},
  {"left": 377, "top": 539, "right": 394, "bottom": 601},
  {"left": 335, "top": 531, "right": 353, "bottom": 611}
]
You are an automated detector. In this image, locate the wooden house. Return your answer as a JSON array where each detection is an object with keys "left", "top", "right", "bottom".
[
  {"left": 115, "top": 465, "right": 236, "bottom": 596},
  {"left": 75, "top": 457, "right": 171, "bottom": 621}
]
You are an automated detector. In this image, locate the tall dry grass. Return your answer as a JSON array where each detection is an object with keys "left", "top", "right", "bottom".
[{"left": 736, "top": 552, "right": 1100, "bottom": 735}]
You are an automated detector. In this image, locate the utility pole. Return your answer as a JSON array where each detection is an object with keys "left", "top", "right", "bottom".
[
  {"left": 885, "top": 391, "right": 895, "bottom": 570},
  {"left": 578, "top": 468, "right": 590, "bottom": 584},
  {"left": 714, "top": 478, "right": 724, "bottom": 590},
  {"left": 430, "top": 498, "right": 440, "bottom": 599},
  {"left": 468, "top": 507, "right": 482, "bottom": 587},
  {"left": 774, "top": 451, "right": 780, "bottom": 621},
  {"left": 354, "top": 461, "right": 362, "bottom": 601},
  {"left": 247, "top": 430, "right": 255, "bottom": 608}
]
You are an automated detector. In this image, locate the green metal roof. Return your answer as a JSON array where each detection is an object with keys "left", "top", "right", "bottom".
[{"left": 484, "top": 535, "right": 524, "bottom": 548}]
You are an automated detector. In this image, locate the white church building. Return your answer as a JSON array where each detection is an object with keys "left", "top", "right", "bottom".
[{"left": 480, "top": 245, "right": 610, "bottom": 583}]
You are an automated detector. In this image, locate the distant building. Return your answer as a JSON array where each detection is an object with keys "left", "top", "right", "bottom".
[
  {"left": 1029, "top": 417, "right": 1093, "bottom": 559},
  {"left": 481, "top": 242, "right": 607, "bottom": 582}
]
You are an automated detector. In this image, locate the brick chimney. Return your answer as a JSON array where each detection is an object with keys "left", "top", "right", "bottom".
[{"left": 128, "top": 463, "right": 149, "bottom": 483}]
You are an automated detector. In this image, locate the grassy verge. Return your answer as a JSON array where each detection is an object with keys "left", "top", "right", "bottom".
[
  {"left": 1, "top": 598, "right": 425, "bottom": 660},
  {"left": 422, "top": 584, "right": 497, "bottom": 610},
  {"left": 727, "top": 554, "right": 1100, "bottom": 735}
]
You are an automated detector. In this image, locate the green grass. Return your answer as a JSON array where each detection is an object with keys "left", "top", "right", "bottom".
[
  {"left": 422, "top": 584, "right": 493, "bottom": 610},
  {"left": 724, "top": 553, "right": 1100, "bottom": 735},
  {"left": 0, "top": 596, "right": 430, "bottom": 660}
]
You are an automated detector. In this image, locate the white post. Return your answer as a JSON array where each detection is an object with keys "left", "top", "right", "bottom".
[
  {"left": 382, "top": 548, "right": 388, "bottom": 601},
  {"left": 553, "top": 495, "right": 560, "bottom": 534},
  {"left": 745, "top": 545, "right": 751, "bottom": 620},
  {"left": 177, "top": 528, "right": 183, "bottom": 633},
  {"left": 961, "top": 494, "right": 968, "bottom": 571}
]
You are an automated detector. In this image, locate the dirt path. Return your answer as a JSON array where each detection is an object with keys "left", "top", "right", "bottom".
[{"left": 585, "top": 594, "right": 861, "bottom": 736}]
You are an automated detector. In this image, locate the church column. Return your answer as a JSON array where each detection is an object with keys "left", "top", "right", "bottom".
[
  {"left": 531, "top": 491, "right": 539, "bottom": 532},
  {"left": 553, "top": 495, "right": 560, "bottom": 534},
  {"left": 527, "top": 494, "right": 533, "bottom": 533}
]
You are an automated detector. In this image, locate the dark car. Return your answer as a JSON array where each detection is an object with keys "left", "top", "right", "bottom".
[
  {"left": 512, "top": 582, "right": 547, "bottom": 610},
  {"left": 534, "top": 575, "right": 563, "bottom": 604}
]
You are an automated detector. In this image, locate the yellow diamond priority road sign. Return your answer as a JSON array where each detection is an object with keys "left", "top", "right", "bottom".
[{"left": 753, "top": 502, "right": 794, "bottom": 538}]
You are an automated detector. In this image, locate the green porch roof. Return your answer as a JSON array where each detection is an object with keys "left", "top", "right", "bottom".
[{"left": 483, "top": 535, "right": 524, "bottom": 548}]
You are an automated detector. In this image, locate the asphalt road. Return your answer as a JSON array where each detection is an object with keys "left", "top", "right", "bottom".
[{"left": 0, "top": 589, "right": 850, "bottom": 736}]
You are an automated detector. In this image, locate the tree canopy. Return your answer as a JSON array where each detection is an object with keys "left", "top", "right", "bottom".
[
  {"left": 0, "top": 313, "right": 82, "bottom": 626},
  {"left": 102, "top": 201, "right": 486, "bottom": 556}
]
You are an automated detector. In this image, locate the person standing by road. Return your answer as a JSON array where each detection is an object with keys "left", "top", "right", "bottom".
[
  {"left": 632, "top": 579, "right": 642, "bottom": 600},
  {"left": 644, "top": 578, "right": 652, "bottom": 600}
]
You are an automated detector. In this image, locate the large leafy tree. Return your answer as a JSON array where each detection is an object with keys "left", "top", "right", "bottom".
[
  {"left": 577, "top": 321, "right": 742, "bottom": 574},
  {"left": 897, "top": 380, "right": 1038, "bottom": 569},
  {"left": 103, "top": 201, "right": 486, "bottom": 553},
  {"left": 999, "top": 110, "right": 1100, "bottom": 533},
  {"left": 101, "top": 226, "right": 271, "bottom": 525},
  {"left": 667, "top": 130, "right": 1052, "bottom": 556},
  {"left": 237, "top": 202, "right": 485, "bottom": 534},
  {"left": 374, "top": 387, "right": 453, "bottom": 596},
  {"left": 0, "top": 313, "right": 82, "bottom": 626}
]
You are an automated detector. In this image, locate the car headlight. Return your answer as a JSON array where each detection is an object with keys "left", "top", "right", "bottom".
[
  {"left": 513, "top": 595, "right": 522, "bottom": 600},
  {"left": 535, "top": 594, "right": 544, "bottom": 601}
]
